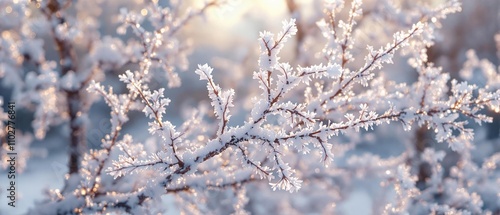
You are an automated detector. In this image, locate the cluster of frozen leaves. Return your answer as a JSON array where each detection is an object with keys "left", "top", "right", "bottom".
[
  {"left": 1, "top": 0, "right": 500, "bottom": 214},
  {"left": 0, "top": 0, "right": 234, "bottom": 213}
]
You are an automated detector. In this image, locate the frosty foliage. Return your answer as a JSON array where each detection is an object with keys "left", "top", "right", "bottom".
[{"left": 1, "top": 0, "right": 500, "bottom": 214}]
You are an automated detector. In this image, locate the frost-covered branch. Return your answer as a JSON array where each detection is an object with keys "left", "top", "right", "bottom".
[{"left": 3, "top": 0, "right": 499, "bottom": 214}]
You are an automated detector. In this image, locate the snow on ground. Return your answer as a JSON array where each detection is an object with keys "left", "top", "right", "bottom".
[{"left": 0, "top": 153, "right": 66, "bottom": 215}]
